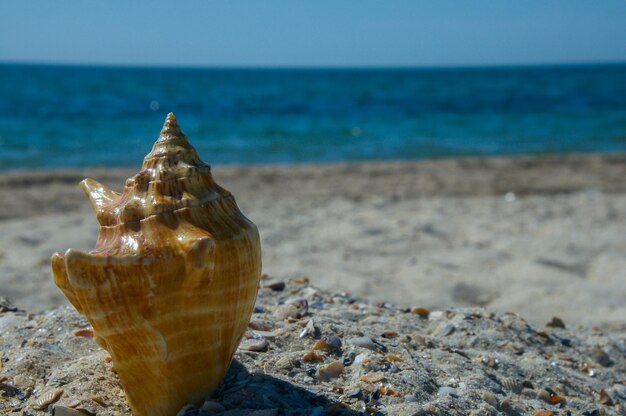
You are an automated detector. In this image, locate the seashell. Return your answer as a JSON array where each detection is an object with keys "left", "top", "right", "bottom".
[
  {"left": 275, "top": 355, "right": 294, "bottom": 370},
  {"left": 238, "top": 338, "right": 269, "bottom": 352},
  {"left": 33, "top": 388, "right": 64, "bottom": 410},
  {"left": 52, "top": 406, "right": 85, "bottom": 416},
  {"left": 502, "top": 377, "right": 523, "bottom": 394},
  {"left": 316, "top": 360, "right": 344, "bottom": 381},
  {"left": 51, "top": 114, "right": 262, "bottom": 416}
]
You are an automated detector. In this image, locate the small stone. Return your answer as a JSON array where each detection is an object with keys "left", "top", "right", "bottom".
[
  {"left": 273, "top": 304, "right": 300, "bottom": 320},
  {"left": 482, "top": 392, "right": 498, "bottom": 407},
  {"left": 599, "top": 389, "right": 614, "bottom": 406},
  {"left": 348, "top": 336, "right": 378, "bottom": 351},
  {"left": 52, "top": 406, "right": 85, "bottom": 416},
  {"left": 545, "top": 316, "right": 566, "bottom": 329},
  {"left": 590, "top": 347, "right": 614, "bottom": 367},
  {"left": 437, "top": 386, "right": 457, "bottom": 397},
  {"left": 200, "top": 401, "right": 226, "bottom": 413},
  {"left": 360, "top": 371, "right": 385, "bottom": 383},
  {"left": 239, "top": 338, "right": 269, "bottom": 352},
  {"left": 439, "top": 323, "right": 455, "bottom": 336},
  {"left": 302, "top": 351, "right": 324, "bottom": 363},
  {"left": 299, "top": 319, "right": 319, "bottom": 338},
  {"left": 411, "top": 307, "right": 430, "bottom": 318},
  {"left": 317, "top": 361, "right": 344, "bottom": 381},
  {"left": 532, "top": 410, "right": 554, "bottom": 416},
  {"left": 265, "top": 281, "right": 285, "bottom": 291}
]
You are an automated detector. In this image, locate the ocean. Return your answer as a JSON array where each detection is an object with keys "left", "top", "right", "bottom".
[{"left": 1, "top": 63, "right": 625, "bottom": 170}]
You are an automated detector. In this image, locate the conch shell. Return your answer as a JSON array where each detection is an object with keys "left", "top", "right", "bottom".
[{"left": 51, "top": 113, "right": 262, "bottom": 416}]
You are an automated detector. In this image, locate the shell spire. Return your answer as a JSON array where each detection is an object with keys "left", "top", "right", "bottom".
[
  {"left": 159, "top": 112, "right": 185, "bottom": 141},
  {"left": 51, "top": 114, "right": 262, "bottom": 416}
]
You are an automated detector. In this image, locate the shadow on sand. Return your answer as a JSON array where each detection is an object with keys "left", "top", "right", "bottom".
[{"left": 210, "top": 360, "right": 367, "bottom": 416}]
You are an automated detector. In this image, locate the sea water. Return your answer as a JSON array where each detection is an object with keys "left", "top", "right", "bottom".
[{"left": 0, "top": 63, "right": 625, "bottom": 170}]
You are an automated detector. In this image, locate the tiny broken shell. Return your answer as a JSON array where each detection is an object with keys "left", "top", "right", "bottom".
[
  {"left": 313, "top": 335, "right": 342, "bottom": 352},
  {"left": 239, "top": 339, "right": 269, "bottom": 352},
  {"left": 316, "top": 361, "right": 344, "bottom": 381},
  {"left": 275, "top": 356, "right": 294, "bottom": 370},
  {"left": 73, "top": 329, "right": 94, "bottom": 338},
  {"left": 360, "top": 371, "right": 385, "bottom": 383},
  {"left": 411, "top": 307, "right": 430, "bottom": 318},
  {"left": 502, "top": 377, "right": 523, "bottom": 394},
  {"left": 33, "top": 388, "right": 64, "bottom": 410},
  {"left": 302, "top": 351, "right": 324, "bottom": 363}
]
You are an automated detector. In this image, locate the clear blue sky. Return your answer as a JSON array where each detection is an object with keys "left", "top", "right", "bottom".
[{"left": 1, "top": 0, "right": 625, "bottom": 67}]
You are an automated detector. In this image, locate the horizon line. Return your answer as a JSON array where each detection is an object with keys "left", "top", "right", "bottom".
[{"left": 1, "top": 59, "right": 626, "bottom": 71}]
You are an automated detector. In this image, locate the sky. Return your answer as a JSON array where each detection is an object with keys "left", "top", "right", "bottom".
[{"left": 1, "top": 0, "right": 625, "bottom": 68}]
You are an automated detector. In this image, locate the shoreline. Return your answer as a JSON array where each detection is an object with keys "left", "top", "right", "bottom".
[{"left": 2, "top": 152, "right": 626, "bottom": 221}]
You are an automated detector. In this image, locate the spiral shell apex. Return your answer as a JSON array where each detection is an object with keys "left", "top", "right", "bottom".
[{"left": 51, "top": 113, "right": 262, "bottom": 416}]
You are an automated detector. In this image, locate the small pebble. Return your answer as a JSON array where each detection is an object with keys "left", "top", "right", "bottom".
[
  {"left": 411, "top": 307, "right": 430, "bottom": 318},
  {"left": 317, "top": 361, "right": 344, "bottom": 381},
  {"left": 545, "top": 316, "right": 566, "bottom": 329},
  {"left": 239, "top": 338, "right": 269, "bottom": 352},
  {"left": 265, "top": 281, "right": 285, "bottom": 291},
  {"left": 360, "top": 371, "right": 385, "bottom": 383},
  {"left": 348, "top": 336, "right": 378, "bottom": 351},
  {"left": 299, "top": 319, "right": 319, "bottom": 338},
  {"left": 273, "top": 304, "right": 300, "bottom": 320},
  {"left": 590, "top": 346, "right": 614, "bottom": 367},
  {"left": 52, "top": 406, "right": 85, "bottom": 416},
  {"left": 200, "top": 401, "right": 226, "bottom": 413},
  {"left": 437, "top": 386, "right": 457, "bottom": 397},
  {"left": 439, "top": 323, "right": 455, "bottom": 336}
]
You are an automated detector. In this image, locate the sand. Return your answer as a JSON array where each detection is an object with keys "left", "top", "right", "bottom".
[
  {"left": 1, "top": 154, "right": 625, "bottom": 329},
  {"left": 1, "top": 279, "right": 624, "bottom": 415},
  {"left": 1, "top": 154, "right": 625, "bottom": 415}
]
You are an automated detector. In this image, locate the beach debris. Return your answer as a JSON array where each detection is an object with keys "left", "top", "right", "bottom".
[
  {"left": 313, "top": 335, "right": 342, "bottom": 352},
  {"left": 348, "top": 336, "right": 386, "bottom": 351},
  {"left": 0, "top": 297, "right": 18, "bottom": 313},
  {"left": 360, "top": 371, "right": 385, "bottom": 384},
  {"left": 545, "top": 316, "right": 566, "bottom": 329},
  {"left": 590, "top": 346, "right": 614, "bottom": 367},
  {"left": 239, "top": 338, "right": 269, "bottom": 352},
  {"left": 502, "top": 377, "right": 523, "bottom": 394},
  {"left": 264, "top": 281, "right": 285, "bottom": 292},
  {"left": 50, "top": 114, "right": 262, "bottom": 416},
  {"left": 302, "top": 351, "right": 324, "bottom": 363},
  {"left": 273, "top": 304, "right": 301, "bottom": 320},
  {"left": 32, "top": 388, "right": 64, "bottom": 410},
  {"left": 299, "top": 318, "right": 320, "bottom": 338},
  {"left": 411, "top": 307, "right": 430, "bottom": 318},
  {"left": 317, "top": 360, "right": 344, "bottom": 381},
  {"left": 52, "top": 406, "right": 85, "bottom": 416},
  {"left": 598, "top": 389, "right": 614, "bottom": 406},
  {"left": 274, "top": 355, "right": 294, "bottom": 370},
  {"left": 200, "top": 400, "right": 226, "bottom": 413},
  {"left": 437, "top": 386, "right": 458, "bottom": 397},
  {"left": 73, "top": 328, "right": 94, "bottom": 338}
]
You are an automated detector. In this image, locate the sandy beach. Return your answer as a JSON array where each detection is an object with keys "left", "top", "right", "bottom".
[{"left": 1, "top": 153, "right": 625, "bottom": 330}]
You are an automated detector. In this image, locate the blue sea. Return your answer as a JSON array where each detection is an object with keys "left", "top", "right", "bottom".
[{"left": 1, "top": 63, "right": 625, "bottom": 170}]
